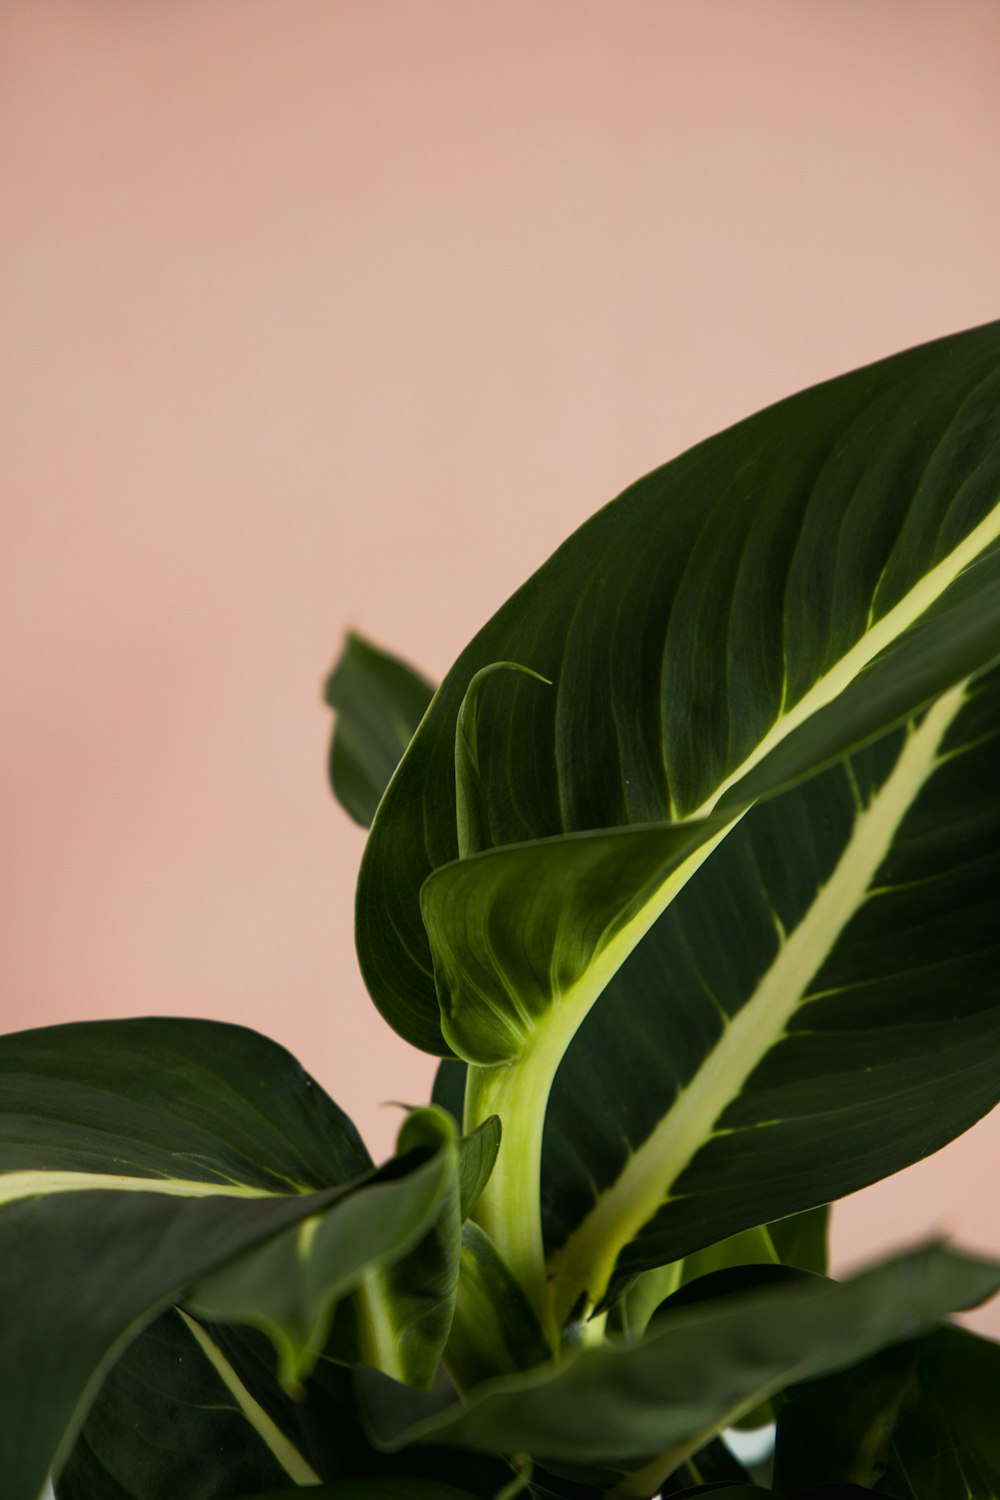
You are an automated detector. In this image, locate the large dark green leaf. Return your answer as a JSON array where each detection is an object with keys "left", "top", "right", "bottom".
[
  {"left": 0, "top": 1018, "right": 394, "bottom": 1500},
  {"left": 354, "top": 324, "right": 1000, "bottom": 1344},
  {"left": 442, "top": 669, "right": 1000, "bottom": 1333},
  {"left": 325, "top": 632, "right": 435, "bottom": 827},
  {"left": 359, "top": 321, "right": 1000, "bottom": 1057},
  {"left": 357, "top": 1246, "right": 1000, "bottom": 1484},
  {"left": 540, "top": 666, "right": 1000, "bottom": 1319}
]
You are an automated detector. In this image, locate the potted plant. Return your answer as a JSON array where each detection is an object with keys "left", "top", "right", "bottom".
[{"left": 4, "top": 321, "right": 1000, "bottom": 1500}]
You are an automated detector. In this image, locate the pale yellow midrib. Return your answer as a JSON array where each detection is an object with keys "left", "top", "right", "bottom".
[
  {"left": 355, "top": 1266, "right": 406, "bottom": 1381},
  {"left": 467, "top": 817, "right": 744, "bottom": 1348},
  {"left": 548, "top": 682, "right": 967, "bottom": 1324},
  {"left": 683, "top": 501, "right": 1000, "bottom": 821},
  {"left": 0, "top": 1169, "right": 280, "bottom": 1207},
  {"left": 178, "top": 1310, "right": 321, "bottom": 1484}
]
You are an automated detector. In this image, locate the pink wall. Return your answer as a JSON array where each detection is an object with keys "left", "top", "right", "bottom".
[{"left": 2, "top": 0, "right": 999, "bottom": 1328}]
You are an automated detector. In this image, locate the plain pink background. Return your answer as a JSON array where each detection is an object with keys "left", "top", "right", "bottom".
[{"left": 2, "top": 1, "right": 999, "bottom": 1331}]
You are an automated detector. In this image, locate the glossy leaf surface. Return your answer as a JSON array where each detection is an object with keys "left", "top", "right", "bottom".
[{"left": 325, "top": 632, "right": 435, "bottom": 827}]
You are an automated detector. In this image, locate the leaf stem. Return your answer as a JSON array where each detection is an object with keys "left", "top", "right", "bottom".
[{"left": 464, "top": 1043, "right": 564, "bottom": 1354}]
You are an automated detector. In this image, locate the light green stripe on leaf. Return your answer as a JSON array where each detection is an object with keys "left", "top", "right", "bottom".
[
  {"left": 0, "top": 1170, "right": 280, "bottom": 1207},
  {"left": 177, "top": 1311, "right": 321, "bottom": 1485},
  {"left": 357, "top": 322, "right": 1000, "bottom": 1058},
  {"left": 548, "top": 682, "right": 969, "bottom": 1322},
  {"left": 689, "top": 501, "right": 1000, "bottom": 819}
]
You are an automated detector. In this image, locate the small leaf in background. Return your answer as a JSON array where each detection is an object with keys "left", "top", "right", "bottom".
[
  {"left": 324, "top": 631, "right": 435, "bottom": 827},
  {"left": 766, "top": 1206, "right": 830, "bottom": 1276}
]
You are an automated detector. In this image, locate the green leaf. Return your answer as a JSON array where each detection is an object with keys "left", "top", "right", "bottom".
[
  {"left": 539, "top": 670, "right": 1000, "bottom": 1321},
  {"left": 359, "top": 320, "right": 1000, "bottom": 1057},
  {"left": 132, "top": 1318, "right": 513, "bottom": 1498},
  {"left": 405, "top": 1098, "right": 500, "bottom": 1219},
  {"left": 772, "top": 1339, "right": 919, "bottom": 1496},
  {"left": 0, "top": 1018, "right": 375, "bottom": 1500},
  {"left": 444, "top": 1222, "right": 551, "bottom": 1390},
  {"left": 325, "top": 632, "right": 435, "bottom": 827},
  {"left": 456, "top": 1115, "right": 502, "bottom": 1220},
  {"left": 54, "top": 1309, "right": 314, "bottom": 1499},
  {"left": 186, "top": 1111, "right": 461, "bottom": 1393},
  {"left": 455, "top": 662, "right": 551, "bottom": 859},
  {"left": 423, "top": 816, "right": 735, "bottom": 1069},
  {"left": 355, "top": 324, "right": 1000, "bottom": 1337},
  {"left": 430, "top": 1058, "right": 467, "bottom": 1124},
  {"left": 357, "top": 1246, "right": 1000, "bottom": 1482},
  {"left": 612, "top": 1208, "right": 829, "bottom": 1344},
  {"left": 882, "top": 1325, "right": 1000, "bottom": 1498},
  {"left": 767, "top": 1205, "right": 830, "bottom": 1275}
]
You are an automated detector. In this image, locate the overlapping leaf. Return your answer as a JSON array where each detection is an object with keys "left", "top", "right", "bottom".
[
  {"left": 0, "top": 1019, "right": 465, "bottom": 1500},
  {"left": 357, "top": 1247, "right": 1000, "bottom": 1483},
  {"left": 188, "top": 1106, "right": 463, "bottom": 1393},
  {"left": 772, "top": 1323, "right": 1000, "bottom": 1498},
  {"left": 56, "top": 1311, "right": 514, "bottom": 1500},
  {"left": 541, "top": 666, "right": 1000, "bottom": 1317}
]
